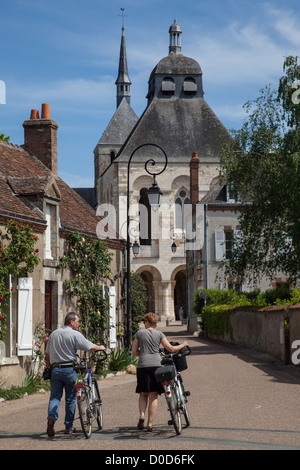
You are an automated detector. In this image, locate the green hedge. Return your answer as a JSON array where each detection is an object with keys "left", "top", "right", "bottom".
[{"left": 194, "top": 286, "right": 300, "bottom": 339}]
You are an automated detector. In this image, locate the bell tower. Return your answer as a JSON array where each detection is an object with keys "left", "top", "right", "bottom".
[{"left": 169, "top": 18, "right": 182, "bottom": 54}]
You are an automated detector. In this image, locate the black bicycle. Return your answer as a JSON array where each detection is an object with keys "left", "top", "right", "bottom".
[
  {"left": 74, "top": 350, "right": 107, "bottom": 439},
  {"left": 155, "top": 343, "right": 191, "bottom": 435}
]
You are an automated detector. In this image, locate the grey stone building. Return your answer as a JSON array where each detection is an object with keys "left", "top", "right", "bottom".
[{"left": 94, "top": 20, "right": 232, "bottom": 327}]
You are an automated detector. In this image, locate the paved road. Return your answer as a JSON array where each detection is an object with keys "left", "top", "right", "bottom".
[{"left": 0, "top": 321, "right": 300, "bottom": 453}]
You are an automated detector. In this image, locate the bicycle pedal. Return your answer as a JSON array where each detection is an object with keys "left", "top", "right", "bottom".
[
  {"left": 168, "top": 420, "right": 173, "bottom": 426},
  {"left": 94, "top": 400, "right": 102, "bottom": 404},
  {"left": 184, "top": 391, "right": 190, "bottom": 397}
]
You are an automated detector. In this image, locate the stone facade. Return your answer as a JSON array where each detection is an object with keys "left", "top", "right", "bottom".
[
  {"left": 0, "top": 105, "right": 124, "bottom": 387},
  {"left": 94, "top": 21, "right": 232, "bottom": 325}
]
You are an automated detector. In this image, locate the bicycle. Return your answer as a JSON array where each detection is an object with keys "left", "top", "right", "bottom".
[
  {"left": 155, "top": 343, "right": 191, "bottom": 435},
  {"left": 74, "top": 350, "right": 107, "bottom": 439}
]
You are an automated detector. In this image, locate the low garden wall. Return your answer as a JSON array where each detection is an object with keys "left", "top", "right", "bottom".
[{"left": 205, "top": 304, "right": 300, "bottom": 364}]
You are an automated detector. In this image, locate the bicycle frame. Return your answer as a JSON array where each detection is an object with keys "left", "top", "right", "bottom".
[
  {"left": 155, "top": 346, "right": 191, "bottom": 435},
  {"left": 74, "top": 351, "right": 107, "bottom": 438}
]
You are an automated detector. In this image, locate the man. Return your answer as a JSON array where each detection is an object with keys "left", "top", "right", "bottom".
[{"left": 45, "top": 312, "right": 106, "bottom": 437}]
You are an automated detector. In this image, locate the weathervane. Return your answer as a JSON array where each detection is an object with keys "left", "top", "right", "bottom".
[{"left": 119, "top": 8, "right": 127, "bottom": 28}]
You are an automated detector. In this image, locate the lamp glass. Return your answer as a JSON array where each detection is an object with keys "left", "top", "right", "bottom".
[{"left": 147, "top": 184, "right": 162, "bottom": 211}]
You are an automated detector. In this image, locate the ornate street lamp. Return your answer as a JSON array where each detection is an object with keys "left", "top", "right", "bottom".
[{"left": 126, "top": 143, "right": 168, "bottom": 348}]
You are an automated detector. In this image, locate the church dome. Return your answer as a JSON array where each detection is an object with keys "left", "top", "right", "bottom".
[
  {"left": 169, "top": 18, "right": 182, "bottom": 33},
  {"left": 149, "top": 52, "right": 202, "bottom": 80}
]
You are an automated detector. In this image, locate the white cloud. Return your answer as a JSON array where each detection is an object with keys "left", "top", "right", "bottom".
[{"left": 267, "top": 4, "right": 300, "bottom": 47}]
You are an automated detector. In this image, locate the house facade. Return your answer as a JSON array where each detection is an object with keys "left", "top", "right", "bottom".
[
  {"left": 187, "top": 159, "right": 294, "bottom": 332},
  {"left": 0, "top": 105, "right": 124, "bottom": 387}
]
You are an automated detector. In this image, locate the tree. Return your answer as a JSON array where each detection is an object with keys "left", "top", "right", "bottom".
[
  {"left": 219, "top": 56, "right": 300, "bottom": 285},
  {"left": 131, "top": 272, "right": 148, "bottom": 337},
  {"left": 0, "top": 133, "right": 10, "bottom": 142},
  {"left": 59, "top": 233, "right": 113, "bottom": 345},
  {"left": 0, "top": 220, "right": 40, "bottom": 340}
]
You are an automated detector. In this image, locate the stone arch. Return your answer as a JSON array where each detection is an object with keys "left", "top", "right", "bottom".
[
  {"left": 135, "top": 265, "right": 162, "bottom": 316},
  {"left": 171, "top": 265, "right": 187, "bottom": 320},
  {"left": 171, "top": 174, "right": 189, "bottom": 192}
]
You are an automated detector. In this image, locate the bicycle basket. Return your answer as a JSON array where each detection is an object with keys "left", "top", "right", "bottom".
[
  {"left": 170, "top": 342, "right": 188, "bottom": 371},
  {"left": 154, "top": 365, "right": 176, "bottom": 383},
  {"left": 174, "top": 354, "right": 188, "bottom": 371}
]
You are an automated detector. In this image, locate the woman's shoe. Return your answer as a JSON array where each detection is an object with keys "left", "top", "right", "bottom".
[
  {"left": 137, "top": 418, "right": 144, "bottom": 430},
  {"left": 146, "top": 426, "right": 153, "bottom": 432}
]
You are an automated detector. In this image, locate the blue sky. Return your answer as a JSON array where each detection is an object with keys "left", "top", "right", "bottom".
[{"left": 1, "top": 0, "right": 299, "bottom": 187}]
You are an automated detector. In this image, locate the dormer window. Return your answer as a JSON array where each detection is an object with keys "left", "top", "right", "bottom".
[
  {"left": 183, "top": 77, "right": 197, "bottom": 94},
  {"left": 226, "top": 185, "right": 240, "bottom": 203},
  {"left": 162, "top": 77, "right": 175, "bottom": 94}
]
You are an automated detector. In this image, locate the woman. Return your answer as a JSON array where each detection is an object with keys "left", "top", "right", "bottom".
[{"left": 132, "top": 312, "right": 188, "bottom": 432}]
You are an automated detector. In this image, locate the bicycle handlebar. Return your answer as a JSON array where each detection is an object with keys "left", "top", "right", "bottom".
[
  {"left": 75, "top": 350, "right": 108, "bottom": 371},
  {"left": 160, "top": 344, "right": 191, "bottom": 358}
]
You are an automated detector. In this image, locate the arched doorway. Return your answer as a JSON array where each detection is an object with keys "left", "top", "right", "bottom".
[
  {"left": 174, "top": 270, "right": 186, "bottom": 320},
  {"left": 140, "top": 271, "right": 154, "bottom": 313}
]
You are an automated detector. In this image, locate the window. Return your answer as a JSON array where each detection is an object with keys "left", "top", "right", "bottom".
[
  {"left": 175, "top": 189, "right": 190, "bottom": 230},
  {"left": 162, "top": 77, "right": 175, "bottom": 94},
  {"left": 183, "top": 77, "right": 197, "bottom": 94},
  {"left": 139, "top": 188, "right": 151, "bottom": 245},
  {"left": 215, "top": 229, "right": 243, "bottom": 261},
  {"left": 226, "top": 185, "right": 241, "bottom": 203}
]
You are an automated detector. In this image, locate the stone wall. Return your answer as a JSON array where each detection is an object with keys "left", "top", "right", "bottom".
[{"left": 206, "top": 305, "right": 300, "bottom": 365}]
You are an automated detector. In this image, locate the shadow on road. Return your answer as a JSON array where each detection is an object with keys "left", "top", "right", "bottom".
[{"left": 160, "top": 321, "right": 300, "bottom": 386}]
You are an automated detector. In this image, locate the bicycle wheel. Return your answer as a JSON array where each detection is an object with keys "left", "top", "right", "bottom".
[
  {"left": 167, "top": 383, "right": 182, "bottom": 435},
  {"left": 92, "top": 379, "right": 103, "bottom": 430},
  {"left": 178, "top": 379, "right": 190, "bottom": 427},
  {"left": 77, "top": 387, "right": 92, "bottom": 439}
]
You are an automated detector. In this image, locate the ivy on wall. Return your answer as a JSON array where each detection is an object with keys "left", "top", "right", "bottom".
[
  {"left": 0, "top": 220, "right": 40, "bottom": 340},
  {"left": 59, "top": 233, "right": 113, "bottom": 345}
]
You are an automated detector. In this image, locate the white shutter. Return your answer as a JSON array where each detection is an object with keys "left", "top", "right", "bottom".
[
  {"left": 109, "top": 286, "right": 117, "bottom": 348},
  {"left": 17, "top": 277, "right": 33, "bottom": 356},
  {"left": 215, "top": 230, "right": 225, "bottom": 261},
  {"left": 45, "top": 205, "right": 53, "bottom": 259}
]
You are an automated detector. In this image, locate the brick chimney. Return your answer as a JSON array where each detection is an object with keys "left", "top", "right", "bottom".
[
  {"left": 23, "top": 103, "right": 58, "bottom": 174},
  {"left": 190, "top": 151, "right": 199, "bottom": 208}
]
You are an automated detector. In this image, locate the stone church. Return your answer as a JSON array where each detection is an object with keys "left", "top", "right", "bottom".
[{"left": 93, "top": 20, "right": 231, "bottom": 323}]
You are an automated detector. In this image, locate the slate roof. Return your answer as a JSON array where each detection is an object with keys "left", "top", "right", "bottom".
[
  {"left": 117, "top": 97, "right": 232, "bottom": 163},
  {"left": 96, "top": 98, "right": 138, "bottom": 146},
  {"left": 149, "top": 52, "right": 202, "bottom": 79}
]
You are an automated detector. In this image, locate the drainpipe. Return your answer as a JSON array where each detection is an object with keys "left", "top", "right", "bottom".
[{"left": 204, "top": 203, "right": 208, "bottom": 289}]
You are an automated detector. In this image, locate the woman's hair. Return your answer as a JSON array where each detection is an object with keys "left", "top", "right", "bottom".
[{"left": 144, "top": 312, "right": 158, "bottom": 327}]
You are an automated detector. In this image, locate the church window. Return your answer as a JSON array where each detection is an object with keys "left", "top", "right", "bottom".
[
  {"left": 162, "top": 77, "right": 175, "bottom": 94},
  {"left": 139, "top": 188, "right": 151, "bottom": 245},
  {"left": 183, "top": 77, "right": 197, "bottom": 94},
  {"left": 110, "top": 151, "right": 115, "bottom": 163},
  {"left": 175, "top": 189, "right": 190, "bottom": 230}
]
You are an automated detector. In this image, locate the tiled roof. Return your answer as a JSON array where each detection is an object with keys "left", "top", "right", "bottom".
[
  {"left": 0, "top": 141, "right": 51, "bottom": 178},
  {"left": 0, "top": 141, "right": 122, "bottom": 244},
  {"left": 0, "top": 175, "right": 45, "bottom": 226},
  {"left": 57, "top": 177, "right": 120, "bottom": 241}
]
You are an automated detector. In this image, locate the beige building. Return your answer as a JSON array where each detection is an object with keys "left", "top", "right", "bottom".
[{"left": 0, "top": 105, "right": 124, "bottom": 387}]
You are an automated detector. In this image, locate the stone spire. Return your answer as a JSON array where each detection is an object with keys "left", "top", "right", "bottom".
[
  {"left": 115, "top": 26, "right": 131, "bottom": 108},
  {"left": 169, "top": 18, "right": 182, "bottom": 54}
]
